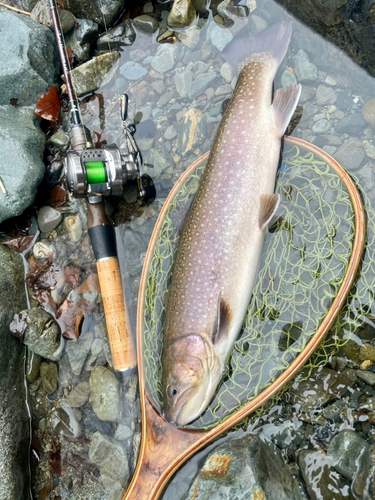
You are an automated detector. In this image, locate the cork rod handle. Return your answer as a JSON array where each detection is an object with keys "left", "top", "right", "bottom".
[{"left": 97, "top": 257, "right": 137, "bottom": 371}]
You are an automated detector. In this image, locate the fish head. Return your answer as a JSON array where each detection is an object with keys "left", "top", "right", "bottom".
[{"left": 162, "top": 333, "right": 222, "bottom": 426}]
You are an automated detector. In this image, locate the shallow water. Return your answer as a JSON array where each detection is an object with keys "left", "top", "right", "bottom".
[{"left": 17, "top": 0, "right": 375, "bottom": 498}]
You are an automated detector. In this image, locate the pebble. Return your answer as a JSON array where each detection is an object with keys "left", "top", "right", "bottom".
[
  {"left": 64, "top": 214, "right": 83, "bottom": 243},
  {"left": 143, "top": 1, "right": 153, "bottom": 13},
  {"left": 210, "top": 24, "right": 233, "bottom": 51},
  {"left": 311, "top": 119, "right": 332, "bottom": 135},
  {"left": 336, "top": 113, "right": 367, "bottom": 135},
  {"left": 49, "top": 130, "right": 70, "bottom": 151},
  {"left": 164, "top": 125, "right": 178, "bottom": 140},
  {"left": 145, "top": 148, "right": 173, "bottom": 177},
  {"left": 215, "top": 84, "right": 232, "bottom": 96},
  {"left": 66, "top": 332, "right": 94, "bottom": 376},
  {"left": 40, "top": 361, "right": 58, "bottom": 394},
  {"left": 63, "top": 382, "right": 90, "bottom": 408},
  {"left": 299, "top": 85, "right": 315, "bottom": 103},
  {"left": 359, "top": 344, "right": 375, "bottom": 362},
  {"left": 335, "top": 109, "right": 345, "bottom": 120},
  {"left": 356, "top": 370, "right": 375, "bottom": 385},
  {"left": 249, "top": 14, "right": 268, "bottom": 34},
  {"left": 150, "top": 80, "right": 166, "bottom": 94},
  {"left": 168, "top": 0, "right": 196, "bottom": 27},
  {"left": 37, "top": 206, "right": 62, "bottom": 233},
  {"left": 360, "top": 360, "right": 375, "bottom": 370},
  {"left": 322, "top": 400, "right": 346, "bottom": 421},
  {"left": 188, "top": 73, "right": 217, "bottom": 100},
  {"left": 13, "top": 308, "right": 62, "bottom": 361},
  {"left": 114, "top": 422, "right": 133, "bottom": 441},
  {"left": 151, "top": 43, "right": 180, "bottom": 73},
  {"left": 91, "top": 338, "right": 104, "bottom": 356},
  {"left": 31, "top": 0, "right": 75, "bottom": 33},
  {"left": 175, "top": 70, "right": 194, "bottom": 98},
  {"left": 51, "top": 406, "right": 81, "bottom": 440},
  {"left": 33, "top": 240, "right": 54, "bottom": 259},
  {"left": 220, "top": 62, "right": 235, "bottom": 83},
  {"left": 120, "top": 61, "right": 147, "bottom": 81},
  {"left": 333, "top": 138, "right": 365, "bottom": 171},
  {"left": 90, "top": 366, "right": 122, "bottom": 421},
  {"left": 294, "top": 49, "right": 318, "bottom": 81},
  {"left": 316, "top": 85, "right": 337, "bottom": 106},
  {"left": 178, "top": 108, "right": 207, "bottom": 155},
  {"left": 323, "top": 145, "right": 337, "bottom": 156},
  {"left": 281, "top": 69, "right": 297, "bottom": 88},
  {"left": 324, "top": 76, "right": 337, "bottom": 86},
  {"left": 362, "top": 98, "right": 375, "bottom": 129},
  {"left": 176, "top": 25, "right": 201, "bottom": 49},
  {"left": 358, "top": 162, "right": 375, "bottom": 189},
  {"left": 327, "top": 430, "right": 369, "bottom": 480},
  {"left": 131, "top": 81, "right": 155, "bottom": 107},
  {"left": 365, "top": 144, "right": 375, "bottom": 159},
  {"left": 133, "top": 14, "right": 159, "bottom": 34}
]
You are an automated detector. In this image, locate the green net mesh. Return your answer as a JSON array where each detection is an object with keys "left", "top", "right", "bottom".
[{"left": 142, "top": 142, "right": 362, "bottom": 430}]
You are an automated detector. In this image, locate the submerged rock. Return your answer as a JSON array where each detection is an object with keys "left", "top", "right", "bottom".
[
  {"left": 68, "top": 0, "right": 125, "bottom": 28},
  {"left": 133, "top": 14, "right": 159, "bottom": 34},
  {"left": 66, "top": 331, "right": 94, "bottom": 375},
  {"left": 0, "top": 106, "right": 46, "bottom": 224},
  {"left": 362, "top": 98, "right": 375, "bottom": 129},
  {"left": 40, "top": 361, "right": 58, "bottom": 394},
  {"left": 327, "top": 430, "right": 369, "bottom": 480},
  {"left": 0, "top": 9, "right": 59, "bottom": 106},
  {"left": 178, "top": 108, "right": 207, "bottom": 155},
  {"left": 65, "top": 52, "right": 120, "bottom": 96},
  {"left": 294, "top": 49, "right": 318, "bottom": 82},
  {"left": 151, "top": 43, "right": 180, "bottom": 73},
  {"left": 168, "top": 0, "right": 196, "bottom": 27},
  {"left": 64, "top": 19, "right": 99, "bottom": 63},
  {"left": 333, "top": 138, "right": 365, "bottom": 171},
  {"left": 90, "top": 366, "right": 122, "bottom": 421},
  {"left": 187, "top": 433, "right": 307, "bottom": 499},
  {"left": 31, "top": 0, "right": 75, "bottom": 33},
  {"left": 0, "top": 246, "right": 30, "bottom": 500},
  {"left": 11, "top": 307, "right": 62, "bottom": 361}
]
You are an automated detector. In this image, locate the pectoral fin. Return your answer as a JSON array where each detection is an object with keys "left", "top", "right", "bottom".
[
  {"left": 272, "top": 84, "right": 301, "bottom": 137},
  {"left": 259, "top": 194, "right": 280, "bottom": 230},
  {"left": 211, "top": 293, "right": 231, "bottom": 345}
]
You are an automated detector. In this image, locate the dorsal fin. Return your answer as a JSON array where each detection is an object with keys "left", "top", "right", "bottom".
[
  {"left": 211, "top": 293, "right": 231, "bottom": 345},
  {"left": 259, "top": 193, "right": 280, "bottom": 230}
]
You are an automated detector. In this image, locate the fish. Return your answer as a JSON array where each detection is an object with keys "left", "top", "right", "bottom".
[{"left": 162, "top": 22, "right": 301, "bottom": 426}]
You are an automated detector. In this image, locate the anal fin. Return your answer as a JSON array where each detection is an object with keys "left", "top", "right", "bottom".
[
  {"left": 272, "top": 84, "right": 301, "bottom": 137},
  {"left": 259, "top": 193, "right": 280, "bottom": 230},
  {"left": 212, "top": 293, "right": 232, "bottom": 345}
]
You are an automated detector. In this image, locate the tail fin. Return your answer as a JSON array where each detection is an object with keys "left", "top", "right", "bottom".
[{"left": 220, "top": 22, "right": 292, "bottom": 77}]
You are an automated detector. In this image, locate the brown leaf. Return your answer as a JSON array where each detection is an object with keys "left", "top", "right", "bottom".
[
  {"left": 49, "top": 185, "right": 68, "bottom": 208},
  {"left": 26, "top": 258, "right": 57, "bottom": 292},
  {"left": 1, "top": 235, "right": 34, "bottom": 253},
  {"left": 56, "top": 299, "right": 85, "bottom": 339},
  {"left": 64, "top": 264, "right": 83, "bottom": 289},
  {"left": 56, "top": 0, "right": 70, "bottom": 10},
  {"left": 66, "top": 46, "right": 75, "bottom": 67},
  {"left": 75, "top": 22, "right": 81, "bottom": 30},
  {"left": 34, "top": 86, "right": 61, "bottom": 122},
  {"left": 49, "top": 449, "right": 62, "bottom": 475}
]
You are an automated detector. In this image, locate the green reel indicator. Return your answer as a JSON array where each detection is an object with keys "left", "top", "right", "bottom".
[{"left": 85, "top": 161, "right": 107, "bottom": 184}]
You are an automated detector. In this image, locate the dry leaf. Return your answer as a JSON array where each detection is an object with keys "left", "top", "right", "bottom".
[
  {"left": 56, "top": 299, "right": 85, "bottom": 339},
  {"left": 1, "top": 235, "right": 34, "bottom": 253},
  {"left": 34, "top": 86, "right": 61, "bottom": 122}
]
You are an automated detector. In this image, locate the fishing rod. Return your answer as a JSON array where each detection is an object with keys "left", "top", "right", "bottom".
[{"left": 48, "top": 0, "right": 155, "bottom": 372}]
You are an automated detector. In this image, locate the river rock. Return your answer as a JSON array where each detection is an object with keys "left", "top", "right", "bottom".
[
  {"left": 188, "top": 73, "right": 217, "bottom": 100},
  {"left": 0, "top": 10, "right": 59, "bottom": 106},
  {"left": 312, "top": 118, "right": 332, "bottom": 135},
  {"left": 11, "top": 307, "right": 62, "bottom": 361},
  {"left": 65, "top": 52, "right": 120, "bottom": 96},
  {"left": 120, "top": 61, "right": 147, "bottom": 81},
  {"left": 175, "top": 69, "right": 194, "bottom": 98},
  {"left": 31, "top": 0, "right": 75, "bottom": 33},
  {"left": 327, "top": 430, "right": 369, "bottom": 480},
  {"left": 0, "top": 246, "right": 30, "bottom": 500},
  {"left": 168, "top": 0, "right": 196, "bottom": 27},
  {"left": 316, "top": 85, "right": 337, "bottom": 106},
  {"left": 151, "top": 43, "right": 180, "bottom": 73},
  {"left": 63, "top": 382, "right": 90, "bottom": 407},
  {"left": 37, "top": 206, "right": 62, "bottom": 233},
  {"left": 299, "top": 450, "right": 352, "bottom": 500},
  {"left": 51, "top": 406, "right": 81, "bottom": 440},
  {"left": 210, "top": 24, "right": 233, "bottom": 51},
  {"left": 66, "top": 331, "right": 94, "bottom": 375},
  {"left": 97, "top": 19, "right": 135, "bottom": 50},
  {"left": 144, "top": 148, "right": 173, "bottom": 177},
  {"left": 68, "top": 0, "right": 125, "bottom": 28},
  {"left": 336, "top": 113, "right": 367, "bottom": 135},
  {"left": 356, "top": 370, "right": 375, "bottom": 386},
  {"left": 40, "top": 361, "right": 58, "bottom": 394},
  {"left": 64, "top": 19, "right": 99, "bottom": 63},
  {"left": 187, "top": 433, "right": 307, "bottom": 499},
  {"left": 176, "top": 25, "right": 201, "bottom": 49},
  {"left": 333, "top": 138, "right": 365, "bottom": 171},
  {"left": 89, "top": 432, "right": 129, "bottom": 498},
  {"left": 131, "top": 81, "right": 155, "bottom": 107},
  {"left": 64, "top": 214, "right": 83, "bottom": 242},
  {"left": 0, "top": 106, "right": 46, "bottom": 223},
  {"left": 352, "top": 444, "right": 375, "bottom": 500},
  {"left": 362, "top": 98, "right": 375, "bottom": 129},
  {"left": 90, "top": 366, "right": 121, "bottom": 421},
  {"left": 294, "top": 49, "right": 318, "bottom": 81},
  {"left": 249, "top": 13, "right": 268, "bottom": 33},
  {"left": 133, "top": 14, "right": 158, "bottom": 34},
  {"left": 26, "top": 350, "right": 42, "bottom": 383},
  {"left": 178, "top": 108, "right": 207, "bottom": 155},
  {"left": 281, "top": 69, "right": 297, "bottom": 87},
  {"left": 288, "top": 367, "right": 356, "bottom": 414}
]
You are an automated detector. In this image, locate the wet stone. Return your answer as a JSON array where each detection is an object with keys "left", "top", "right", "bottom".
[
  {"left": 335, "top": 109, "right": 345, "bottom": 119},
  {"left": 150, "top": 80, "right": 166, "bottom": 94},
  {"left": 336, "top": 113, "right": 367, "bottom": 135},
  {"left": 151, "top": 44, "right": 180, "bottom": 73},
  {"left": 365, "top": 145, "right": 375, "bottom": 160},
  {"left": 91, "top": 338, "right": 103, "bottom": 356},
  {"left": 31, "top": 0, "right": 75, "bottom": 33},
  {"left": 360, "top": 360, "right": 375, "bottom": 371},
  {"left": 362, "top": 98, "right": 375, "bottom": 129},
  {"left": 333, "top": 138, "right": 365, "bottom": 171},
  {"left": 327, "top": 430, "right": 370, "bottom": 480},
  {"left": 97, "top": 19, "right": 135, "bottom": 50},
  {"left": 322, "top": 399, "right": 346, "bottom": 421},
  {"left": 64, "top": 19, "right": 99, "bottom": 63},
  {"left": 323, "top": 145, "right": 337, "bottom": 155},
  {"left": 316, "top": 85, "right": 337, "bottom": 106},
  {"left": 131, "top": 81, "right": 155, "bottom": 107},
  {"left": 145, "top": 148, "right": 173, "bottom": 177},
  {"left": 312, "top": 118, "right": 332, "bottom": 135},
  {"left": 164, "top": 125, "right": 178, "bottom": 140},
  {"left": 168, "top": 0, "right": 196, "bottom": 27},
  {"left": 249, "top": 13, "right": 268, "bottom": 34},
  {"left": 356, "top": 370, "right": 375, "bottom": 386},
  {"left": 64, "top": 214, "right": 83, "bottom": 243},
  {"left": 132, "top": 14, "right": 158, "bottom": 34},
  {"left": 119, "top": 61, "right": 147, "bottom": 81},
  {"left": 175, "top": 69, "right": 194, "bottom": 98},
  {"left": 294, "top": 49, "right": 318, "bottom": 81},
  {"left": 33, "top": 240, "right": 54, "bottom": 259},
  {"left": 90, "top": 366, "right": 121, "bottom": 421},
  {"left": 281, "top": 69, "right": 297, "bottom": 88},
  {"left": 49, "top": 129, "right": 70, "bottom": 151},
  {"left": 188, "top": 433, "right": 307, "bottom": 499},
  {"left": 51, "top": 406, "right": 81, "bottom": 440},
  {"left": 66, "top": 331, "right": 94, "bottom": 376},
  {"left": 63, "top": 382, "right": 90, "bottom": 408},
  {"left": 37, "top": 206, "right": 62, "bottom": 233},
  {"left": 12, "top": 308, "right": 62, "bottom": 361},
  {"left": 114, "top": 422, "right": 133, "bottom": 441},
  {"left": 358, "top": 163, "right": 375, "bottom": 190},
  {"left": 176, "top": 25, "right": 201, "bottom": 49},
  {"left": 299, "top": 85, "right": 315, "bottom": 103},
  {"left": 210, "top": 24, "right": 233, "bottom": 51},
  {"left": 352, "top": 444, "right": 375, "bottom": 500},
  {"left": 188, "top": 73, "right": 217, "bottom": 100},
  {"left": 40, "top": 361, "right": 58, "bottom": 394},
  {"left": 299, "top": 450, "right": 352, "bottom": 500}
]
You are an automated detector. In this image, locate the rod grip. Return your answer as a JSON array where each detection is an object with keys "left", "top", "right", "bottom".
[{"left": 96, "top": 257, "right": 137, "bottom": 371}]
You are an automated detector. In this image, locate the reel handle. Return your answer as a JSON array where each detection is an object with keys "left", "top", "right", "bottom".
[{"left": 86, "top": 200, "right": 137, "bottom": 372}]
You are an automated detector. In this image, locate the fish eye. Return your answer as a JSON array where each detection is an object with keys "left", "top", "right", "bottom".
[{"left": 168, "top": 386, "right": 178, "bottom": 397}]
